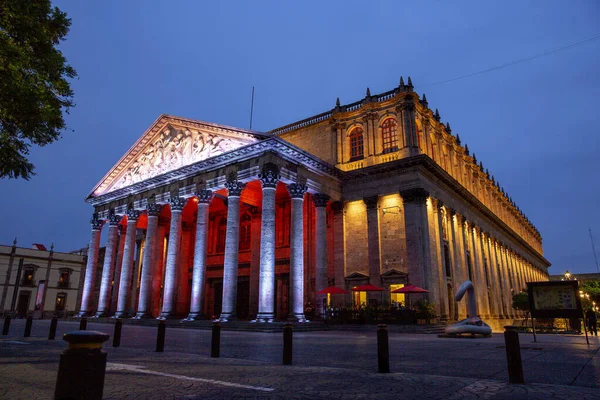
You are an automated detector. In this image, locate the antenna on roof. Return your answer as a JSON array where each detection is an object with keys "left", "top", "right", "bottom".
[{"left": 249, "top": 86, "right": 255, "bottom": 130}]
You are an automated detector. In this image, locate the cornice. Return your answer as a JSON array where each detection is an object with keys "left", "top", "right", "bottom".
[{"left": 343, "top": 154, "right": 549, "bottom": 267}]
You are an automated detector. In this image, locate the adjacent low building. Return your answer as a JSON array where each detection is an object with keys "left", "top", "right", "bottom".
[
  {"left": 79, "top": 78, "right": 551, "bottom": 328},
  {"left": 0, "top": 240, "right": 86, "bottom": 318}
]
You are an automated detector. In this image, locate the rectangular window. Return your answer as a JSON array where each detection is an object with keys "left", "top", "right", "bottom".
[
  {"left": 22, "top": 268, "right": 34, "bottom": 286},
  {"left": 58, "top": 271, "right": 70, "bottom": 288},
  {"left": 55, "top": 293, "right": 67, "bottom": 311}
]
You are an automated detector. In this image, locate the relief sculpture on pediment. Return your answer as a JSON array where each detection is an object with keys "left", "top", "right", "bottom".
[{"left": 112, "top": 127, "right": 247, "bottom": 191}]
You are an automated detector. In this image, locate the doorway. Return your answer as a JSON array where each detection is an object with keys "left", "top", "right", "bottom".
[{"left": 17, "top": 291, "right": 31, "bottom": 318}]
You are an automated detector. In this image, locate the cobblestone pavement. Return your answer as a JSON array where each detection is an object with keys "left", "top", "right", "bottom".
[{"left": 1, "top": 319, "right": 599, "bottom": 399}]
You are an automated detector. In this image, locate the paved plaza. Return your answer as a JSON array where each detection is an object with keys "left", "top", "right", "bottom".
[{"left": 1, "top": 319, "right": 599, "bottom": 399}]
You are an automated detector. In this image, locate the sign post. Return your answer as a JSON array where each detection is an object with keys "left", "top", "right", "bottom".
[{"left": 527, "top": 281, "right": 588, "bottom": 344}]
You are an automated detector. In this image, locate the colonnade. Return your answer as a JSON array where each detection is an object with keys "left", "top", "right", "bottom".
[{"left": 79, "top": 170, "right": 331, "bottom": 322}]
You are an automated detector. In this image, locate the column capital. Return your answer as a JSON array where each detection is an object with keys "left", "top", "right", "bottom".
[
  {"left": 126, "top": 208, "right": 140, "bottom": 222},
  {"left": 225, "top": 180, "right": 245, "bottom": 197},
  {"left": 430, "top": 197, "right": 443, "bottom": 211},
  {"left": 90, "top": 213, "right": 104, "bottom": 230},
  {"left": 363, "top": 195, "right": 379, "bottom": 210},
  {"left": 195, "top": 189, "right": 214, "bottom": 204},
  {"left": 108, "top": 214, "right": 122, "bottom": 226},
  {"left": 454, "top": 213, "right": 465, "bottom": 224},
  {"left": 288, "top": 182, "right": 307, "bottom": 199},
  {"left": 400, "top": 187, "right": 429, "bottom": 204},
  {"left": 169, "top": 197, "right": 186, "bottom": 211},
  {"left": 313, "top": 193, "right": 330, "bottom": 207},
  {"left": 147, "top": 203, "right": 163, "bottom": 217},
  {"left": 258, "top": 168, "right": 280, "bottom": 189},
  {"left": 333, "top": 121, "right": 346, "bottom": 130}
]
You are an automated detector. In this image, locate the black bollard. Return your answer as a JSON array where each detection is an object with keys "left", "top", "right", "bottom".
[
  {"left": 48, "top": 317, "right": 58, "bottom": 340},
  {"left": 283, "top": 323, "right": 293, "bottom": 365},
  {"left": 211, "top": 322, "right": 221, "bottom": 358},
  {"left": 112, "top": 319, "right": 122, "bottom": 348},
  {"left": 504, "top": 325, "right": 524, "bottom": 384},
  {"left": 54, "top": 331, "right": 110, "bottom": 400},
  {"left": 156, "top": 321, "right": 166, "bottom": 352},
  {"left": 79, "top": 317, "right": 87, "bottom": 331},
  {"left": 2, "top": 316, "right": 10, "bottom": 335},
  {"left": 24, "top": 316, "right": 33, "bottom": 338},
  {"left": 377, "top": 324, "right": 390, "bottom": 373}
]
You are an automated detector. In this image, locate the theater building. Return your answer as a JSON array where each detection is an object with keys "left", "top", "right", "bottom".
[{"left": 80, "top": 78, "right": 550, "bottom": 326}]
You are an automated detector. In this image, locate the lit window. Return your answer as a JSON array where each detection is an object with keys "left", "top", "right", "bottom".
[
  {"left": 349, "top": 128, "right": 364, "bottom": 160},
  {"left": 390, "top": 284, "right": 405, "bottom": 306},
  {"left": 55, "top": 293, "right": 67, "bottom": 311},
  {"left": 381, "top": 118, "right": 398, "bottom": 153}
]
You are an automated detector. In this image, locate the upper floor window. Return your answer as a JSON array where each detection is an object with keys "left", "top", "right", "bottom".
[
  {"left": 349, "top": 127, "right": 364, "bottom": 160},
  {"left": 381, "top": 118, "right": 398, "bottom": 153},
  {"left": 22, "top": 266, "right": 35, "bottom": 286},
  {"left": 58, "top": 270, "right": 71, "bottom": 288}
]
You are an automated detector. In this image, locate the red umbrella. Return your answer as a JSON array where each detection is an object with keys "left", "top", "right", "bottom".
[
  {"left": 391, "top": 284, "right": 429, "bottom": 294},
  {"left": 317, "top": 287, "right": 349, "bottom": 295},
  {"left": 352, "top": 284, "right": 385, "bottom": 292}
]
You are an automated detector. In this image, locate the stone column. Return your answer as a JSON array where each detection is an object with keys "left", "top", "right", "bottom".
[
  {"left": 96, "top": 214, "right": 122, "bottom": 317},
  {"left": 187, "top": 190, "right": 213, "bottom": 320},
  {"left": 135, "top": 204, "right": 162, "bottom": 318},
  {"left": 288, "top": 182, "right": 308, "bottom": 322},
  {"left": 332, "top": 201, "right": 346, "bottom": 291},
  {"left": 400, "top": 188, "right": 432, "bottom": 291},
  {"left": 159, "top": 197, "right": 186, "bottom": 319},
  {"left": 110, "top": 225, "right": 126, "bottom": 314},
  {"left": 79, "top": 214, "right": 104, "bottom": 317},
  {"left": 314, "top": 193, "right": 330, "bottom": 316},
  {"left": 364, "top": 196, "right": 381, "bottom": 286},
  {"left": 114, "top": 209, "right": 139, "bottom": 318},
  {"left": 219, "top": 181, "right": 245, "bottom": 321},
  {"left": 256, "top": 169, "right": 279, "bottom": 322},
  {"left": 431, "top": 199, "right": 448, "bottom": 320}
]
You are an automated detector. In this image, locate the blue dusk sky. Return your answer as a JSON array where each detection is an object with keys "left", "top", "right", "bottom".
[{"left": 1, "top": 1, "right": 599, "bottom": 276}]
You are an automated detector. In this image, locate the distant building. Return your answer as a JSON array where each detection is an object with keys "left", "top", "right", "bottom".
[
  {"left": 549, "top": 271, "right": 600, "bottom": 283},
  {"left": 80, "top": 79, "right": 550, "bottom": 329},
  {"left": 0, "top": 240, "right": 86, "bottom": 318}
]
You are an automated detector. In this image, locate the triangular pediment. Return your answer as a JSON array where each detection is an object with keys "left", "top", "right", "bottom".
[{"left": 89, "top": 115, "right": 266, "bottom": 198}]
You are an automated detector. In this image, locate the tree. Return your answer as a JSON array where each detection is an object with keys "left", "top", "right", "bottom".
[
  {"left": 0, "top": 0, "right": 76, "bottom": 180},
  {"left": 512, "top": 292, "right": 529, "bottom": 312}
]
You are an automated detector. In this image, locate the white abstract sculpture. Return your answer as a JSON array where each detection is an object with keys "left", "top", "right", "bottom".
[{"left": 445, "top": 280, "right": 492, "bottom": 336}]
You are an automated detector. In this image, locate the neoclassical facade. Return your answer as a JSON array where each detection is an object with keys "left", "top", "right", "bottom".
[{"left": 80, "top": 78, "right": 551, "bottom": 326}]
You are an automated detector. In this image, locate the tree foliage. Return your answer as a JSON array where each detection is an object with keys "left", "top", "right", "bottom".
[
  {"left": 580, "top": 280, "right": 600, "bottom": 301},
  {"left": 0, "top": 0, "right": 76, "bottom": 180},
  {"left": 512, "top": 291, "right": 529, "bottom": 311}
]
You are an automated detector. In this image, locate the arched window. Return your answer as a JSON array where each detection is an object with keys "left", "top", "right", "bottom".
[
  {"left": 349, "top": 127, "right": 364, "bottom": 160},
  {"left": 239, "top": 213, "right": 252, "bottom": 251},
  {"left": 381, "top": 118, "right": 398, "bottom": 153}
]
